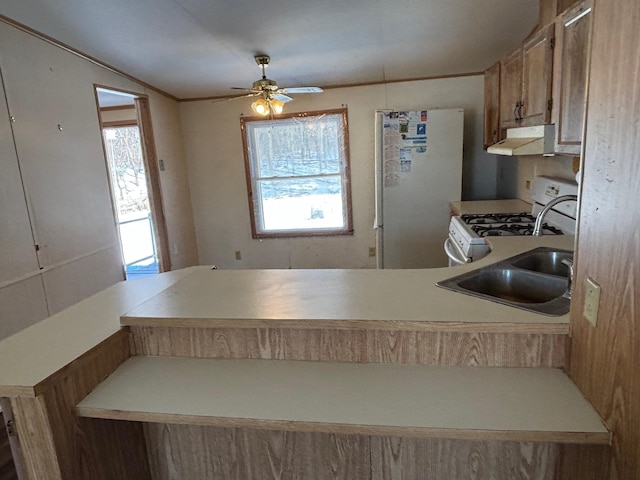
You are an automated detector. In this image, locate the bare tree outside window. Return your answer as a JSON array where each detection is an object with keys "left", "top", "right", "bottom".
[
  {"left": 103, "top": 126, "right": 149, "bottom": 218},
  {"left": 241, "top": 109, "right": 353, "bottom": 239}
]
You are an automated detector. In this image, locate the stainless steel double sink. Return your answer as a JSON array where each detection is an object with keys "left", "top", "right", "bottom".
[{"left": 436, "top": 247, "right": 573, "bottom": 316}]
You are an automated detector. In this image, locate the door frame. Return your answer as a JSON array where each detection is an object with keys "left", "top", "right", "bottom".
[{"left": 94, "top": 85, "right": 171, "bottom": 274}]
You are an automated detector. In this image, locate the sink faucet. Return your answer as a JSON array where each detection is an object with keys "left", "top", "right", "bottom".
[
  {"left": 561, "top": 257, "right": 574, "bottom": 299},
  {"left": 532, "top": 195, "right": 578, "bottom": 236}
]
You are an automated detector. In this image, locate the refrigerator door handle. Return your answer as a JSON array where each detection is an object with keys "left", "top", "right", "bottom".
[{"left": 444, "top": 238, "right": 471, "bottom": 265}]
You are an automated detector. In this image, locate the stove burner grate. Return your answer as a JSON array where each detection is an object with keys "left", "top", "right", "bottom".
[
  {"left": 471, "top": 222, "right": 564, "bottom": 237},
  {"left": 461, "top": 213, "right": 537, "bottom": 225}
]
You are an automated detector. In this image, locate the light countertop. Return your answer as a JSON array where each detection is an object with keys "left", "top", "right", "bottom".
[
  {"left": 0, "top": 235, "right": 575, "bottom": 396},
  {"left": 76, "top": 355, "right": 609, "bottom": 444},
  {"left": 122, "top": 236, "right": 575, "bottom": 332},
  {"left": 0, "top": 267, "right": 198, "bottom": 396}
]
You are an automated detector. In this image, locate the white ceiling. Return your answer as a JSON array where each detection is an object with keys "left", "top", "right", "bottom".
[{"left": 0, "top": 0, "right": 539, "bottom": 100}]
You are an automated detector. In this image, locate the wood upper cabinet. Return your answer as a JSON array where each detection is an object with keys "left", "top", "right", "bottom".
[
  {"left": 499, "top": 48, "right": 524, "bottom": 133},
  {"left": 492, "top": 23, "right": 555, "bottom": 143},
  {"left": 521, "top": 23, "right": 555, "bottom": 126},
  {"left": 552, "top": 0, "right": 593, "bottom": 155},
  {"left": 483, "top": 62, "right": 501, "bottom": 149}
]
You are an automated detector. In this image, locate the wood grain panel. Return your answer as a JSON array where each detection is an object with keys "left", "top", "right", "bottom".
[
  {"left": 9, "top": 396, "right": 62, "bottom": 479},
  {"left": 483, "top": 62, "right": 501, "bottom": 148},
  {"left": 143, "top": 424, "right": 561, "bottom": 480},
  {"left": 499, "top": 48, "right": 523, "bottom": 132},
  {"left": 0, "top": 413, "right": 18, "bottom": 480},
  {"left": 6, "top": 329, "right": 151, "bottom": 479},
  {"left": 539, "top": 0, "right": 559, "bottom": 27},
  {"left": 371, "top": 437, "right": 559, "bottom": 480},
  {"left": 552, "top": 0, "right": 592, "bottom": 155},
  {"left": 123, "top": 315, "right": 569, "bottom": 334},
  {"left": 557, "top": 0, "right": 579, "bottom": 14},
  {"left": 522, "top": 23, "right": 555, "bottom": 126},
  {"left": 0, "top": 399, "right": 26, "bottom": 480},
  {"left": 144, "top": 424, "right": 370, "bottom": 480},
  {"left": 566, "top": 0, "right": 640, "bottom": 478},
  {"left": 556, "top": 444, "right": 611, "bottom": 479},
  {"left": 130, "top": 326, "right": 566, "bottom": 367}
]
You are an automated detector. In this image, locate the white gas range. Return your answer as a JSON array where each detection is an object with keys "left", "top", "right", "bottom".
[{"left": 445, "top": 176, "right": 579, "bottom": 265}]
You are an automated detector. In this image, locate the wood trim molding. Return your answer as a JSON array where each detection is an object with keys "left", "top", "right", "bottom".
[
  {"left": 121, "top": 316, "right": 569, "bottom": 335},
  {"left": 101, "top": 120, "right": 138, "bottom": 128},
  {"left": 100, "top": 105, "right": 136, "bottom": 112},
  {"left": 240, "top": 108, "right": 353, "bottom": 239},
  {"left": 182, "top": 72, "right": 484, "bottom": 103},
  {"left": 135, "top": 97, "right": 171, "bottom": 272},
  {"left": 0, "top": 14, "right": 483, "bottom": 104},
  {"left": 76, "top": 408, "right": 610, "bottom": 444}
]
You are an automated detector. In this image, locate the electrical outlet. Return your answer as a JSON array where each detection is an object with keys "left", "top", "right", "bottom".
[
  {"left": 235, "top": 250, "right": 242, "bottom": 260},
  {"left": 583, "top": 277, "right": 601, "bottom": 327},
  {"left": 368, "top": 247, "right": 376, "bottom": 257}
]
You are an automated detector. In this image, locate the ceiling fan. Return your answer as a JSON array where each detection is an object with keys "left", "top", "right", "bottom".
[{"left": 230, "top": 55, "right": 323, "bottom": 116}]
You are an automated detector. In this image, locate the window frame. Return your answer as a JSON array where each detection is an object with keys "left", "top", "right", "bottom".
[{"left": 240, "top": 108, "right": 353, "bottom": 239}]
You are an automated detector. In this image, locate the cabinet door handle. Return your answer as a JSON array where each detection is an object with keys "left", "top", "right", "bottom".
[
  {"left": 514, "top": 103, "right": 520, "bottom": 122},
  {"left": 517, "top": 102, "right": 524, "bottom": 124}
]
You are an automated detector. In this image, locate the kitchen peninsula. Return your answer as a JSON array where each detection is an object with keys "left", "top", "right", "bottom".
[{"left": 0, "top": 235, "right": 608, "bottom": 480}]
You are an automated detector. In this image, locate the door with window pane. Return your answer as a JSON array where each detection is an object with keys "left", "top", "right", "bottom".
[{"left": 102, "top": 125, "right": 159, "bottom": 278}]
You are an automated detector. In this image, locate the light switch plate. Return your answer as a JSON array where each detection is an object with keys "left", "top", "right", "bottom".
[{"left": 583, "top": 277, "right": 601, "bottom": 327}]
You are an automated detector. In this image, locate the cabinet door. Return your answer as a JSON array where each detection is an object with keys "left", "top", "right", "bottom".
[
  {"left": 499, "top": 48, "right": 523, "bottom": 133},
  {"left": 483, "top": 62, "right": 501, "bottom": 148},
  {"left": 521, "top": 23, "right": 555, "bottom": 126},
  {"left": 553, "top": 0, "right": 593, "bottom": 155}
]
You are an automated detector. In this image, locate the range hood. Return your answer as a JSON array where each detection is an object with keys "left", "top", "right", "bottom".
[{"left": 487, "top": 125, "right": 555, "bottom": 156}]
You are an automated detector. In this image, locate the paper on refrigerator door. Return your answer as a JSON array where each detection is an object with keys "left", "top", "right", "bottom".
[{"left": 382, "top": 111, "right": 429, "bottom": 187}]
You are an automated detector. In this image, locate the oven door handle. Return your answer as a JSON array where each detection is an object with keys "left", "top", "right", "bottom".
[{"left": 444, "top": 238, "right": 471, "bottom": 265}]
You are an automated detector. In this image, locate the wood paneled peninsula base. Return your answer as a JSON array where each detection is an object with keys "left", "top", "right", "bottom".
[{"left": 0, "top": 236, "right": 610, "bottom": 480}]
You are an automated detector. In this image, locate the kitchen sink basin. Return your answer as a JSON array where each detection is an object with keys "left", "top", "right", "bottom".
[
  {"left": 510, "top": 250, "right": 573, "bottom": 276},
  {"left": 436, "top": 247, "right": 573, "bottom": 316}
]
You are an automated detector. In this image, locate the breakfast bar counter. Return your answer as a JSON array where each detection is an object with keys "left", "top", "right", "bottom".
[{"left": 0, "top": 233, "right": 607, "bottom": 480}]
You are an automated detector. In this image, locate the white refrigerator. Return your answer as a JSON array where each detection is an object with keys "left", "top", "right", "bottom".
[{"left": 374, "top": 108, "right": 464, "bottom": 269}]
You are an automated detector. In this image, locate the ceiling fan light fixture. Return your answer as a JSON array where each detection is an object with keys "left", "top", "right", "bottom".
[
  {"left": 251, "top": 98, "right": 270, "bottom": 116},
  {"left": 270, "top": 99, "right": 284, "bottom": 114}
]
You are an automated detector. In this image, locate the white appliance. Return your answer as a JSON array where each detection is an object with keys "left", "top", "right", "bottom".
[
  {"left": 374, "top": 109, "right": 464, "bottom": 268},
  {"left": 444, "top": 176, "right": 579, "bottom": 266},
  {"left": 487, "top": 125, "right": 555, "bottom": 156}
]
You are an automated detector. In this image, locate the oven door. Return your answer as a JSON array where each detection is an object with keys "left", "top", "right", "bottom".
[{"left": 444, "top": 237, "right": 471, "bottom": 266}]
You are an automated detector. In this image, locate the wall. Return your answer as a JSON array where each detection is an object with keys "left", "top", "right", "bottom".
[
  {"left": 496, "top": 154, "right": 577, "bottom": 201},
  {"left": 181, "top": 75, "right": 494, "bottom": 269},
  {"left": 563, "top": 0, "right": 640, "bottom": 477},
  {"left": 0, "top": 20, "right": 198, "bottom": 340}
]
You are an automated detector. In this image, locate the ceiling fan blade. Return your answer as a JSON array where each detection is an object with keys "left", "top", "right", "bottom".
[
  {"left": 211, "top": 92, "right": 259, "bottom": 104},
  {"left": 282, "top": 87, "right": 324, "bottom": 94},
  {"left": 273, "top": 93, "right": 294, "bottom": 103}
]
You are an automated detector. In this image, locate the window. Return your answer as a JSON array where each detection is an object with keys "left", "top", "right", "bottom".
[{"left": 241, "top": 109, "right": 353, "bottom": 238}]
